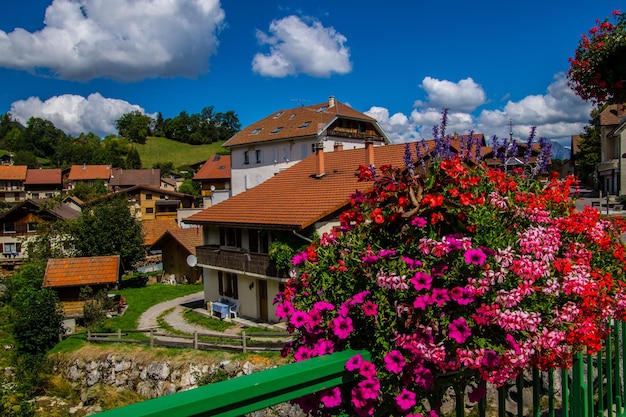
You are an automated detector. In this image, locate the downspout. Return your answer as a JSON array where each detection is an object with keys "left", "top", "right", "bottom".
[{"left": 292, "top": 230, "right": 312, "bottom": 243}]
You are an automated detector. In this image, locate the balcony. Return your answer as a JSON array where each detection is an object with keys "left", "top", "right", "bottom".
[
  {"left": 597, "top": 159, "right": 619, "bottom": 173},
  {"left": 327, "top": 128, "right": 382, "bottom": 141},
  {"left": 196, "top": 245, "right": 285, "bottom": 278}
]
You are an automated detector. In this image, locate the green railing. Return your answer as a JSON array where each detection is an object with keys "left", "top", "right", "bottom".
[{"left": 94, "top": 321, "right": 626, "bottom": 417}]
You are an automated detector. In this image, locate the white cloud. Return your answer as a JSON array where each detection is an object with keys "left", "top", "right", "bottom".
[
  {"left": 415, "top": 77, "right": 487, "bottom": 113},
  {"left": 252, "top": 15, "right": 351, "bottom": 78},
  {"left": 9, "top": 93, "right": 151, "bottom": 137},
  {"left": 0, "top": 0, "right": 225, "bottom": 81},
  {"left": 367, "top": 73, "right": 592, "bottom": 148}
]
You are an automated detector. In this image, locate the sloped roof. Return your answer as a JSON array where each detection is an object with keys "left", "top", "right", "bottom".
[
  {"left": 110, "top": 168, "right": 161, "bottom": 187},
  {"left": 142, "top": 218, "right": 179, "bottom": 246},
  {"left": 185, "top": 144, "right": 415, "bottom": 230},
  {"left": 43, "top": 255, "right": 121, "bottom": 288},
  {"left": 0, "top": 165, "right": 27, "bottom": 181},
  {"left": 68, "top": 165, "right": 111, "bottom": 181},
  {"left": 193, "top": 154, "right": 231, "bottom": 181},
  {"left": 151, "top": 227, "right": 203, "bottom": 255},
  {"left": 25, "top": 168, "right": 62, "bottom": 185},
  {"left": 223, "top": 99, "right": 383, "bottom": 148},
  {"left": 0, "top": 198, "right": 81, "bottom": 221},
  {"left": 600, "top": 104, "right": 626, "bottom": 126}
]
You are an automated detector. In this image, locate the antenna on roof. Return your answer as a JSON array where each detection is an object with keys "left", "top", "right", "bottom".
[{"left": 290, "top": 98, "right": 310, "bottom": 107}]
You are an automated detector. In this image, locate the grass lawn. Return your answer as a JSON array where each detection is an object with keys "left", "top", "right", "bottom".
[{"left": 135, "top": 136, "right": 229, "bottom": 169}]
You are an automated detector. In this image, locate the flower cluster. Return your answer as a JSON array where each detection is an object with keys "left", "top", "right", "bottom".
[
  {"left": 568, "top": 10, "right": 626, "bottom": 103},
  {"left": 276, "top": 149, "right": 626, "bottom": 416}
]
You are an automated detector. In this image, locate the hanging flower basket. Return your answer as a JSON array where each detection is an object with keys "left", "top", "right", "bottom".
[{"left": 568, "top": 10, "right": 626, "bottom": 104}]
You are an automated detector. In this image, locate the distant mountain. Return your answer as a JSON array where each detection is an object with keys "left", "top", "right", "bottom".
[{"left": 550, "top": 140, "right": 571, "bottom": 160}]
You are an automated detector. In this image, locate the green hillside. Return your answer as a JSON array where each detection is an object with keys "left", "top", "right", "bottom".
[{"left": 135, "top": 136, "right": 229, "bottom": 169}]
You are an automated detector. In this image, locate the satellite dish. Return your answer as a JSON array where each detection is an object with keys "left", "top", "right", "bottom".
[
  {"left": 186, "top": 255, "right": 197, "bottom": 267},
  {"left": 210, "top": 185, "right": 216, "bottom": 191}
]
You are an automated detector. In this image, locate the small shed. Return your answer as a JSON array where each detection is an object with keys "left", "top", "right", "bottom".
[{"left": 150, "top": 227, "right": 203, "bottom": 284}]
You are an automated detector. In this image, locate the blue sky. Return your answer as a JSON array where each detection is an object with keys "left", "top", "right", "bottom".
[{"left": 0, "top": 1, "right": 621, "bottom": 147}]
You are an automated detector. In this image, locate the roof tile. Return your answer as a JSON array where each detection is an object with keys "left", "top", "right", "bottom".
[
  {"left": 43, "top": 255, "right": 120, "bottom": 288},
  {"left": 0, "top": 165, "right": 28, "bottom": 181},
  {"left": 193, "top": 155, "right": 231, "bottom": 181}
]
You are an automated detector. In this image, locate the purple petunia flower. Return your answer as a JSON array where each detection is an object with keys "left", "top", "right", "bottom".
[
  {"left": 411, "top": 271, "right": 432, "bottom": 291},
  {"left": 414, "top": 366, "right": 434, "bottom": 390},
  {"left": 482, "top": 350, "right": 499, "bottom": 367},
  {"left": 276, "top": 301, "right": 294, "bottom": 320},
  {"left": 352, "top": 290, "right": 371, "bottom": 304},
  {"left": 320, "top": 387, "right": 342, "bottom": 408},
  {"left": 291, "top": 250, "right": 308, "bottom": 266},
  {"left": 359, "top": 360, "right": 377, "bottom": 379},
  {"left": 464, "top": 248, "right": 487, "bottom": 265},
  {"left": 345, "top": 354, "right": 363, "bottom": 371},
  {"left": 332, "top": 316, "right": 354, "bottom": 339},
  {"left": 449, "top": 286, "right": 475, "bottom": 305},
  {"left": 468, "top": 384, "right": 487, "bottom": 403},
  {"left": 396, "top": 388, "right": 417, "bottom": 411},
  {"left": 290, "top": 310, "right": 309, "bottom": 328},
  {"left": 357, "top": 377, "right": 381, "bottom": 400},
  {"left": 384, "top": 350, "right": 406, "bottom": 374},
  {"left": 413, "top": 294, "right": 430, "bottom": 310},
  {"left": 401, "top": 256, "right": 422, "bottom": 269},
  {"left": 448, "top": 317, "right": 472, "bottom": 343},
  {"left": 430, "top": 288, "right": 450, "bottom": 307}
]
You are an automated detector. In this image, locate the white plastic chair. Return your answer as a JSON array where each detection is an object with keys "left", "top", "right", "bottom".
[{"left": 229, "top": 303, "right": 239, "bottom": 319}]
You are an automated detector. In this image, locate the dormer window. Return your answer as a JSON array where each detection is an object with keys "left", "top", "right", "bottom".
[
  {"left": 298, "top": 121, "right": 311, "bottom": 128},
  {"left": 251, "top": 128, "right": 262, "bottom": 135},
  {"left": 273, "top": 111, "right": 284, "bottom": 118},
  {"left": 271, "top": 127, "right": 283, "bottom": 134},
  {"left": 289, "top": 114, "right": 296, "bottom": 119},
  {"left": 316, "top": 105, "right": 329, "bottom": 113}
]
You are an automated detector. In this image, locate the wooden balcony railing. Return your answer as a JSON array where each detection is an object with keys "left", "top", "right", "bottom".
[{"left": 196, "top": 245, "right": 284, "bottom": 278}]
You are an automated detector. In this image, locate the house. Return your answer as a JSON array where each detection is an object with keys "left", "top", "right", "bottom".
[
  {"left": 193, "top": 154, "right": 231, "bottom": 207},
  {"left": 0, "top": 199, "right": 81, "bottom": 263},
  {"left": 223, "top": 96, "right": 390, "bottom": 196},
  {"left": 149, "top": 227, "right": 203, "bottom": 284},
  {"left": 67, "top": 164, "right": 112, "bottom": 190},
  {"left": 596, "top": 104, "right": 626, "bottom": 195},
  {"left": 109, "top": 168, "right": 161, "bottom": 192},
  {"left": 184, "top": 141, "right": 414, "bottom": 323},
  {"left": 24, "top": 168, "right": 63, "bottom": 199},
  {"left": 42, "top": 255, "right": 122, "bottom": 330},
  {"left": 112, "top": 185, "right": 199, "bottom": 221},
  {"left": 0, "top": 165, "right": 28, "bottom": 202}
]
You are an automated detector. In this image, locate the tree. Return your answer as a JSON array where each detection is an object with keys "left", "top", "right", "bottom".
[
  {"left": 178, "top": 179, "right": 201, "bottom": 195},
  {"left": 69, "top": 180, "right": 108, "bottom": 203},
  {"left": 69, "top": 196, "right": 145, "bottom": 268},
  {"left": 115, "top": 111, "right": 153, "bottom": 144},
  {"left": 125, "top": 147, "right": 142, "bottom": 169},
  {"left": 12, "top": 151, "right": 40, "bottom": 168},
  {"left": 153, "top": 161, "right": 175, "bottom": 177},
  {"left": 575, "top": 108, "right": 603, "bottom": 187}
]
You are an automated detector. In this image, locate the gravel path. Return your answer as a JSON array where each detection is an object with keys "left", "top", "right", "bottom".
[{"left": 137, "top": 291, "right": 243, "bottom": 335}]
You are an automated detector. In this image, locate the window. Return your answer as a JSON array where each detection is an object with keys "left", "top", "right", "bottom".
[
  {"left": 244, "top": 151, "right": 250, "bottom": 165},
  {"left": 273, "top": 111, "right": 283, "bottom": 118},
  {"left": 146, "top": 207, "right": 154, "bottom": 214},
  {"left": 251, "top": 128, "right": 262, "bottom": 135},
  {"left": 27, "top": 223, "right": 37, "bottom": 232},
  {"left": 31, "top": 193, "right": 40, "bottom": 199},
  {"left": 270, "top": 127, "right": 283, "bottom": 134},
  {"left": 255, "top": 149, "right": 263, "bottom": 164},
  {"left": 284, "top": 146, "right": 291, "bottom": 162},
  {"left": 298, "top": 121, "right": 311, "bottom": 128},
  {"left": 316, "top": 105, "right": 329, "bottom": 113},
  {"left": 3, "top": 242, "right": 21, "bottom": 255},
  {"left": 218, "top": 271, "right": 238, "bottom": 299},
  {"left": 248, "top": 229, "right": 270, "bottom": 254},
  {"left": 220, "top": 227, "right": 242, "bottom": 247},
  {"left": 3, "top": 222, "right": 15, "bottom": 233},
  {"left": 301, "top": 143, "right": 309, "bottom": 158},
  {"left": 146, "top": 194, "right": 153, "bottom": 200}
]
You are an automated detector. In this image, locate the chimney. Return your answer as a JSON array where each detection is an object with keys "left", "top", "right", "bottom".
[
  {"left": 333, "top": 141, "right": 343, "bottom": 152},
  {"left": 365, "top": 138, "right": 375, "bottom": 166},
  {"left": 328, "top": 96, "right": 335, "bottom": 108},
  {"left": 315, "top": 141, "right": 325, "bottom": 178}
]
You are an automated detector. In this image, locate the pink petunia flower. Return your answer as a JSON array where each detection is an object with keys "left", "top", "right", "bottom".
[
  {"left": 384, "top": 350, "right": 406, "bottom": 374},
  {"left": 362, "top": 300, "right": 378, "bottom": 316},
  {"left": 411, "top": 216, "right": 428, "bottom": 228},
  {"left": 468, "top": 384, "right": 487, "bottom": 403},
  {"left": 357, "top": 377, "right": 381, "bottom": 399},
  {"left": 396, "top": 388, "right": 417, "bottom": 411},
  {"left": 332, "top": 316, "right": 354, "bottom": 339},
  {"left": 411, "top": 271, "right": 432, "bottom": 291},
  {"left": 345, "top": 354, "right": 363, "bottom": 371},
  {"left": 448, "top": 317, "right": 472, "bottom": 343},
  {"left": 430, "top": 288, "right": 450, "bottom": 307},
  {"left": 464, "top": 248, "right": 487, "bottom": 265},
  {"left": 290, "top": 310, "right": 309, "bottom": 328},
  {"left": 276, "top": 301, "right": 294, "bottom": 320},
  {"left": 359, "top": 360, "right": 377, "bottom": 379},
  {"left": 320, "top": 387, "right": 342, "bottom": 408}
]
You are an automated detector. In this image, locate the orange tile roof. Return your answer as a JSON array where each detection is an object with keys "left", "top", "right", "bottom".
[
  {"left": 0, "top": 165, "right": 27, "bottom": 181},
  {"left": 600, "top": 104, "right": 626, "bottom": 126},
  {"left": 185, "top": 143, "right": 419, "bottom": 230},
  {"left": 68, "top": 165, "right": 111, "bottom": 181},
  {"left": 142, "top": 218, "right": 179, "bottom": 246},
  {"left": 25, "top": 168, "right": 62, "bottom": 185},
  {"left": 152, "top": 227, "right": 203, "bottom": 254},
  {"left": 43, "top": 256, "right": 120, "bottom": 288},
  {"left": 193, "top": 155, "right": 231, "bottom": 181},
  {"left": 223, "top": 99, "right": 383, "bottom": 148}
]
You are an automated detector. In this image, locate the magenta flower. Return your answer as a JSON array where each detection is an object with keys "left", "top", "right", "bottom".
[
  {"left": 357, "top": 377, "right": 381, "bottom": 399},
  {"left": 313, "top": 339, "right": 335, "bottom": 356},
  {"left": 307, "top": 308, "right": 323, "bottom": 328},
  {"left": 468, "top": 384, "right": 487, "bottom": 403},
  {"left": 384, "top": 350, "right": 406, "bottom": 374},
  {"left": 414, "top": 366, "right": 434, "bottom": 390},
  {"left": 313, "top": 300, "right": 335, "bottom": 311},
  {"left": 448, "top": 317, "right": 472, "bottom": 343},
  {"left": 362, "top": 300, "right": 378, "bottom": 316},
  {"left": 291, "top": 250, "right": 308, "bottom": 266},
  {"left": 506, "top": 333, "right": 521, "bottom": 354},
  {"left": 378, "top": 249, "right": 397, "bottom": 258},
  {"left": 401, "top": 256, "right": 422, "bottom": 269},
  {"left": 276, "top": 301, "right": 294, "bottom": 320},
  {"left": 411, "top": 216, "right": 427, "bottom": 228},
  {"left": 294, "top": 346, "right": 313, "bottom": 362},
  {"left": 352, "top": 290, "right": 371, "bottom": 304},
  {"left": 411, "top": 271, "right": 432, "bottom": 291},
  {"left": 429, "top": 288, "right": 450, "bottom": 307},
  {"left": 482, "top": 350, "right": 499, "bottom": 367},
  {"left": 332, "top": 316, "right": 354, "bottom": 339},
  {"left": 396, "top": 388, "right": 417, "bottom": 411},
  {"left": 320, "top": 387, "right": 342, "bottom": 408},
  {"left": 464, "top": 248, "right": 487, "bottom": 265},
  {"left": 345, "top": 354, "right": 363, "bottom": 371},
  {"left": 413, "top": 294, "right": 430, "bottom": 310},
  {"left": 359, "top": 360, "right": 377, "bottom": 379},
  {"left": 449, "top": 286, "right": 474, "bottom": 305},
  {"left": 290, "top": 310, "right": 309, "bottom": 328}
]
